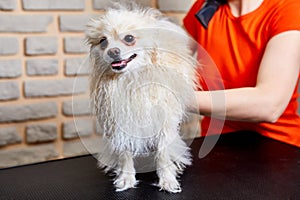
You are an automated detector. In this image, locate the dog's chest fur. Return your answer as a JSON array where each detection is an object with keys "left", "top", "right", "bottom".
[{"left": 94, "top": 67, "right": 189, "bottom": 154}]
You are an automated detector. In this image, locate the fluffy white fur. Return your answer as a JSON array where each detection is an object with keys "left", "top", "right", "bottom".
[{"left": 86, "top": 2, "right": 198, "bottom": 193}]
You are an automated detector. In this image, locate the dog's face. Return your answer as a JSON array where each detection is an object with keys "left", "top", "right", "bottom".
[
  {"left": 87, "top": 9, "right": 160, "bottom": 74},
  {"left": 99, "top": 34, "right": 137, "bottom": 72},
  {"left": 92, "top": 28, "right": 147, "bottom": 73},
  {"left": 87, "top": 6, "right": 190, "bottom": 74}
]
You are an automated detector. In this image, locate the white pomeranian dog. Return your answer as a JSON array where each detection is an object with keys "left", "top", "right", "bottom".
[{"left": 86, "top": 1, "right": 198, "bottom": 193}]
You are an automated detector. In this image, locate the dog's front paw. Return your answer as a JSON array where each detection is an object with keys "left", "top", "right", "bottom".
[
  {"left": 114, "top": 173, "right": 138, "bottom": 192},
  {"left": 157, "top": 177, "right": 182, "bottom": 193}
]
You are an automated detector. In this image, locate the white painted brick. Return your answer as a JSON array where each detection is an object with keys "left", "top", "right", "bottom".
[
  {"left": 0, "top": 0, "right": 16, "bottom": 10},
  {"left": 139, "top": 0, "right": 153, "bottom": 7},
  {"left": 26, "top": 123, "right": 57, "bottom": 143},
  {"left": 0, "top": 37, "right": 18, "bottom": 55},
  {"left": 25, "top": 37, "right": 58, "bottom": 55},
  {"left": 65, "top": 57, "right": 90, "bottom": 76},
  {"left": 158, "top": 0, "right": 193, "bottom": 12},
  {"left": 63, "top": 118, "right": 93, "bottom": 139},
  {"left": 0, "top": 127, "right": 21, "bottom": 147},
  {"left": 0, "top": 144, "right": 58, "bottom": 168},
  {"left": 0, "top": 60, "right": 22, "bottom": 78},
  {"left": 60, "top": 15, "right": 92, "bottom": 32},
  {"left": 93, "top": 0, "right": 153, "bottom": 10},
  {"left": 64, "top": 37, "right": 89, "bottom": 54},
  {"left": 63, "top": 137, "right": 100, "bottom": 157},
  {"left": 0, "top": 102, "right": 57, "bottom": 123},
  {"left": 93, "top": 0, "right": 111, "bottom": 10},
  {"left": 0, "top": 82, "right": 19, "bottom": 101},
  {"left": 26, "top": 59, "right": 58, "bottom": 76},
  {"left": 0, "top": 15, "right": 52, "bottom": 33},
  {"left": 22, "top": 0, "right": 85, "bottom": 10},
  {"left": 24, "top": 77, "right": 89, "bottom": 97},
  {"left": 63, "top": 98, "right": 91, "bottom": 116},
  {"left": 167, "top": 15, "right": 182, "bottom": 25}
]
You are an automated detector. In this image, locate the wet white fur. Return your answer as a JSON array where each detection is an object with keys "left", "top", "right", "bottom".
[{"left": 86, "top": 2, "right": 198, "bottom": 193}]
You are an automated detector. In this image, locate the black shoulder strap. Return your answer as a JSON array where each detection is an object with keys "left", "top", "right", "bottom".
[{"left": 195, "top": 0, "right": 226, "bottom": 29}]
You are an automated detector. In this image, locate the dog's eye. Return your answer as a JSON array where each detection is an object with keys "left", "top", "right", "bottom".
[
  {"left": 123, "top": 35, "right": 135, "bottom": 44},
  {"left": 99, "top": 37, "right": 108, "bottom": 50}
]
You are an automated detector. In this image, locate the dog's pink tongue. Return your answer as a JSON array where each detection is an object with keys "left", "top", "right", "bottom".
[
  {"left": 111, "top": 60, "right": 127, "bottom": 68},
  {"left": 111, "top": 54, "right": 137, "bottom": 70}
]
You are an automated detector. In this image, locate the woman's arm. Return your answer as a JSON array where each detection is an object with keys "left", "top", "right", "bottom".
[{"left": 196, "top": 30, "right": 300, "bottom": 123}]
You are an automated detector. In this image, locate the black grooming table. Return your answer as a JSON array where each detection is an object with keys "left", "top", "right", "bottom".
[{"left": 0, "top": 131, "right": 299, "bottom": 200}]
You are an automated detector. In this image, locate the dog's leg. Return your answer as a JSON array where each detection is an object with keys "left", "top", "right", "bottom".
[
  {"left": 113, "top": 151, "right": 137, "bottom": 192},
  {"left": 156, "top": 148, "right": 182, "bottom": 193},
  {"left": 155, "top": 130, "right": 192, "bottom": 193},
  {"left": 155, "top": 132, "right": 183, "bottom": 193}
]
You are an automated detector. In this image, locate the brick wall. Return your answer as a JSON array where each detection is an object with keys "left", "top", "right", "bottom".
[{"left": 0, "top": 0, "right": 194, "bottom": 168}]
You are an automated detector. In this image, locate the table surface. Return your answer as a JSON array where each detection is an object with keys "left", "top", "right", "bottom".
[{"left": 0, "top": 131, "right": 299, "bottom": 200}]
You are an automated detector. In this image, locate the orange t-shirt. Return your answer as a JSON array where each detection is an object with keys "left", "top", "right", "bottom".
[{"left": 184, "top": 0, "right": 300, "bottom": 147}]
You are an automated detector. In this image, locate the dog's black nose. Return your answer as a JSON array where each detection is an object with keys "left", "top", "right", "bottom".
[{"left": 107, "top": 47, "right": 121, "bottom": 60}]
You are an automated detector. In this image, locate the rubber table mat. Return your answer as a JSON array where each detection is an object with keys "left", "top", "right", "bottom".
[{"left": 1, "top": 131, "right": 299, "bottom": 200}]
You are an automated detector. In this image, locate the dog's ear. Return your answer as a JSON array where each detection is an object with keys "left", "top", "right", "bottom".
[{"left": 85, "top": 17, "right": 104, "bottom": 47}]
